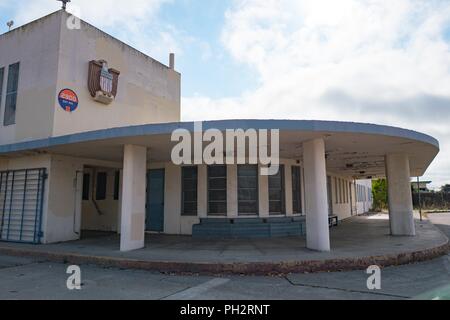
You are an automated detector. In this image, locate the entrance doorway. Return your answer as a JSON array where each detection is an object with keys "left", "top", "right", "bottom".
[{"left": 146, "top": 169, "right": 165, "bottom": 232}]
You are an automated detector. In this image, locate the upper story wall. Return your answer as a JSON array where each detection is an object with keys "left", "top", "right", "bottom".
[
  {"left": 0, "top": 10, "right": 181, "bottom": 145},
  {"left": 53, "top": 11, "right": 181, "bottom": 137},
  {"left": 0, "top": 12, "right": 61, "bottom": 145}
]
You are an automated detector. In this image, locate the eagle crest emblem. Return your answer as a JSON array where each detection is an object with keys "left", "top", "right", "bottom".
[{"left": 88, "top": 60, "right": 120, "bottom": 105}]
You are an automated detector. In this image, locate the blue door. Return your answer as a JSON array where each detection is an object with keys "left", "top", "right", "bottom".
[{"left": 146, "top": 169, "right": 165, "bottom": 232}]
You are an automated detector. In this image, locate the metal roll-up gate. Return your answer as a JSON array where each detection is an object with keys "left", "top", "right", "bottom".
[{"left": 0, "top": 168, "right": 47, "bottom": 244}]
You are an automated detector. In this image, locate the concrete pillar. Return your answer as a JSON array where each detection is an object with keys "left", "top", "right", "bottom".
[
  {"left": 385, "top": 153, "right": 415, "bottom": 236},
  {"left": 303, "top": 138, "right": 330, "bottom": 252},
  {"left": 120, "top": 145, "right": 147, "bottom": 252},
  {"left": 258, "top": 165, "right": 269, "bottom": 218},
  {"left": 198, "top": 164, "right": 208, "bottom": 218},
  {"left": 227, "top": 164, "right": 238, "bottom": 218}
]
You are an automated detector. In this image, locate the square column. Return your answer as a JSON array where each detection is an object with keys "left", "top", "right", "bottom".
[
  {"left": 227, "top": 164, "right": 238, "bottom": 218},
  {"left": 198, "top": 164, "right": 208, "bottom": 218},
  {"left": 120, "top": 145, "right": 147, "bottom": 252},
  {"left": 258, "top": 165, "right": 269, "bottom": 218},
  {"left": 284, "top": 165, "right": 293, "bottom": 216},
  {"left": 385, "top": 153, "right": 415, "bottom": 236},
  {"left": 303, "top": 138, "right": 330, "bottom": 251}
]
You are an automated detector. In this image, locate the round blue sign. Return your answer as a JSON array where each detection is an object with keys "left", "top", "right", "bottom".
[{"left": 58, "top": 89, "right": 79, "bottom": 112}]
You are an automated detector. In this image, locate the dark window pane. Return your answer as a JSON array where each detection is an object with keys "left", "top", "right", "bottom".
[
  {"left": 4, "top": 62, "right": 19, "bottom": 126},
  {"left": 82, "top": 173, "right": 90, "bottom": 200},
  {"left": 238, "top": 201, "right": 258, "bottom": 215},
  {"left": 96, "top": 172, "right": 107, "bottom": 200},
  {"left": 208, "top": 177, "right": 226, "bottom": 189},
  {"left": 208, "top": 165, "right": 226, "bottom": 177},
  {"left": 114, "top": 171, "right": 120, "bottom": 200},
  {"left": 209, "top": 190, "right": 227, "bottom": 201},
  {"left": 292, "top": 166, "right": 302, "bottom": 214},
  {"left": 182, "top": 202, "right": 197, "bottom": 215},
  {"left": 269, "top": 201, "right": 282, "bottom": 213},
  {"left": 238, "top": 176, "right": 258, "bottom": 188},
  {"left": 182, "top": 166, "right": 197, "bottom": 216},
  {"left": 238, "top": 165, "right": 258, "bottom": 215},
  {"left": 208, "top": 202, "right": 227, "bottom": 216},
  {"left": 269, "top": 189, "right": 282, "bottom": 201}
]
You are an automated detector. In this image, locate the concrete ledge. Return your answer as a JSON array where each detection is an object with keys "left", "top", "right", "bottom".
[
  {"left": 0, "top": 236, "right": 448, "bottom": 276},
  {"left": 0, "top": 216, "right": 448, "bottom": 275}
]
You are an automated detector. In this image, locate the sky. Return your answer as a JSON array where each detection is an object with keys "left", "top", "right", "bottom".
[{"left": 1, "top": 0, "right": 450, "bottom": 189}]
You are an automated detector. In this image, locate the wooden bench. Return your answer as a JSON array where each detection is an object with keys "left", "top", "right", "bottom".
[{"left": 329, "top": 215, "right": 338, "bottom": 227}]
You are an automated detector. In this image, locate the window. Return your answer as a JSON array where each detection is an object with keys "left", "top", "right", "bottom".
[
  {"left": 334, "top": 177, "right": 338, "bottom": 204},
  {"left": 238, "top": 165, "right": 258, "bottom": 215},
  {"left": 4, "top": 62, "right": 19, "bottom": 126},
  {"left": 0, "top": 67, "right": 4, "bottom": 110},
  {"left": 208, "top": 165, "right": 227, "bottom": 216},
  {"left": 182, "top": 166, "right": 198, "bottom": 216},
  {"left": 292, "top": 166, "right": 302, "bottom": 214},
  {"left": 345, "top": 181, "right": 348, "bottom": 203},
  {"left": 114, "top": 171, "right": 120, "bottom": 200},
  {"left": 269, "top": 165, "right": 285, "bottom": 215},
  {"left": 96, "top": 172, "right": 107, "bottom": 200},
  {"left": 339, "top": 179, "right": 343, "bottom": 203},
  {"left": 82, "top": 173, "right": 90, "bottom": 200}
]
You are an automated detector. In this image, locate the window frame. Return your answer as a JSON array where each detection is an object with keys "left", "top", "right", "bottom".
[
  {"left": 113, "top": 170, "right": 120, "bottom": 200},
  {"left": 82, "top": 173, "right": 90, "bottom": 201},
  {"left": 292, "top": 166, "right": 303, "bottom": 214},
  {"left": 0, "top": 67, "right": 4, "bottom": 113},
  {"left": 95, "top": 172, "right": 107, "bottom": 201},
  {"left": 207, "top": 165, "right": 227, "bottom": 216},
  {"left": 181, "top": 166, "right": 198, "bottom": 216},
  {"left": 4, "top": 62, "right": 20, "bottom": 126},
  {"left": 237, "top": 164, "right": 259, "bottom": 216},
  {"left": 268, "top": 165, "right": 285, "bottom": 215}
]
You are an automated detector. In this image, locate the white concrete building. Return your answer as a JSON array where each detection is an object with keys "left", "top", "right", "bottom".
[{"left": 0, "top": 11, "right": 439, "bottom": 252}]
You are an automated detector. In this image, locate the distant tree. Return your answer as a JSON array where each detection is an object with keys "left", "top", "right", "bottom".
[
  {"left": 441, "top": 184, "right": 450, "bottom": 193},
  {"left": 372, "top": 179, "right": 388, "bottom": 211}
]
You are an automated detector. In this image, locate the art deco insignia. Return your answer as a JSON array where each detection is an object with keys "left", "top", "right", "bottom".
[{"left": 88, "top": 60, "right": 120, "bottom": 105}]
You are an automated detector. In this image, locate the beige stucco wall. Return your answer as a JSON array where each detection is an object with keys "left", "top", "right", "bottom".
[
  {"left": 81, "top": 167, "right": 120, "bottom": 232},
  {"left": 45, "top": 155, "right": 84, "bottom": 243},
  {"left": 0, "top": 10, "right": 181, "bottom": 146},
  {"left": 0, "top": 12, "right": 60, "bottom": 145},
  {"left": 1, "top": 154, "right": 373, "bottom": 241},
  {"left": 53, "top": 11, "right": 181, "bottom": 137}
]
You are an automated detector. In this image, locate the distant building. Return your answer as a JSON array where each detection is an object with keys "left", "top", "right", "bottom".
[
  {"left": 411, "top": 181, "right": 432, "bottom": 192},
  {"left": 0, "top": 10, "right": 439, "bottom": 253}
]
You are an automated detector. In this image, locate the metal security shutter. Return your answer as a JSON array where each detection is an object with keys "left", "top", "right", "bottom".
[{"left": 0, "top": 168, "right": 46, "bottom": 244}]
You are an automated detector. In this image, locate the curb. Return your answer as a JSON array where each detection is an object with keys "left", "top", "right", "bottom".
[{"left": 0, "top": 240, "right": 448, "bottom": 275}]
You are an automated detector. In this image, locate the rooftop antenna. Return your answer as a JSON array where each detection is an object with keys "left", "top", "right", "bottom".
[
  {"left": 6, "top": 21, "right": 14, "bottom": 31},
  {"left": 57, "top": 0, "right": 71, "bottom": 11}
]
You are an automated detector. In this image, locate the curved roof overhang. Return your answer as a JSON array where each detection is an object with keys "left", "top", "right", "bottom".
[{"left": 0, "top": 120, "right": 439, "bottom": 179}]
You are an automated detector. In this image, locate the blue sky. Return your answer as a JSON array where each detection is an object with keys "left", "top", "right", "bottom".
[
  {"left": 0, "top": 0, "right": 257, "bottom": 98},
  {"left": 1, "top": 0, "right": 450, "bottom": 188}
]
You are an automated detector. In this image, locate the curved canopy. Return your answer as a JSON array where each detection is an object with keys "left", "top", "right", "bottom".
[{"left": 0, "top": 120, "right": 439, "bottom": 178}]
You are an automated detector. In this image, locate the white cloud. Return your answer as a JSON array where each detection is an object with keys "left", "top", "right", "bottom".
[
  {"left": 4, "top": 0, "right": 179, "bottom": 63},
  {"left": 9, "top": 0, "right": 168, "bottom": 29},
  {"left": 182, "top": 0, "right": 450, "bottom": 188}
]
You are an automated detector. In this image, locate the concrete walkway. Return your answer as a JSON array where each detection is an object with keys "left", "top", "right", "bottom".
[{"left": 0, "top": 214, "right": 448, "bottom": 274}]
